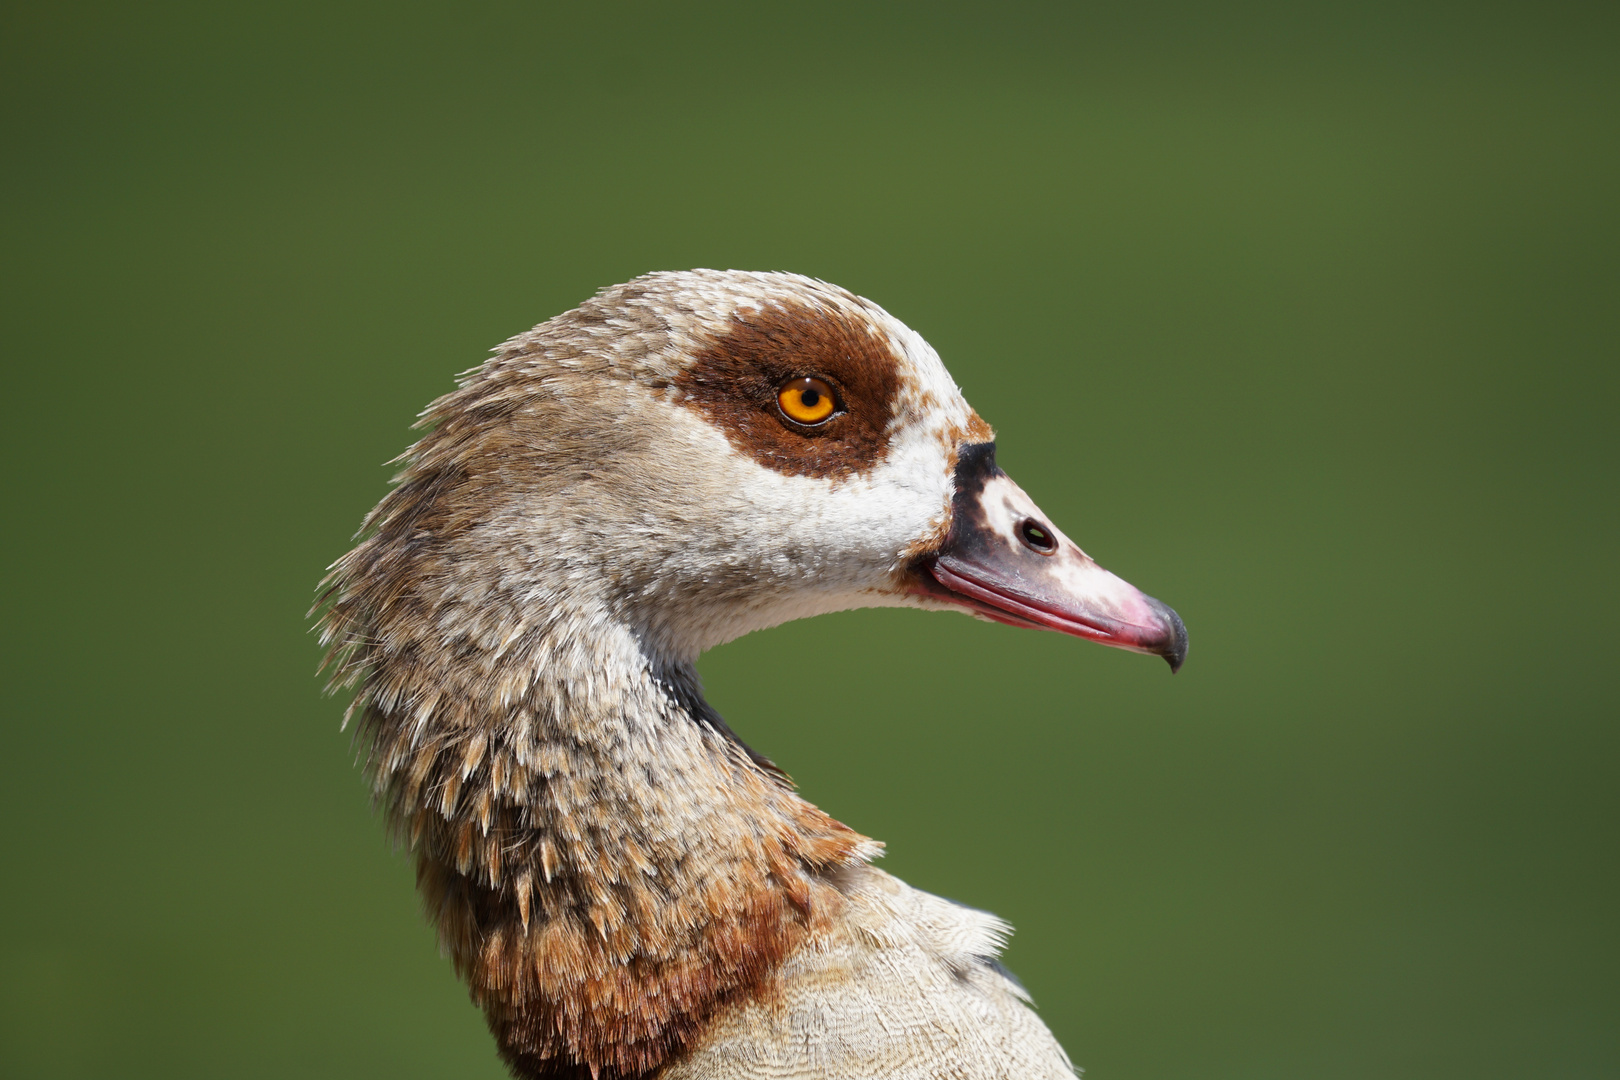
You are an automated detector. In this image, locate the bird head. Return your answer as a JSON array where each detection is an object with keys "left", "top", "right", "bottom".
[{"left": 350, "top": 270, "right": 1184, "bottom": 675}]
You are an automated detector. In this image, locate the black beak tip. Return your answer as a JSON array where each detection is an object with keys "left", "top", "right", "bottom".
[{"left": 1146, "top": 596, "right": 1189, "bottom": 674}]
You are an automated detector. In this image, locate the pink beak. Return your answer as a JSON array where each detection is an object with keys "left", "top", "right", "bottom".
[{"left": 908, "top": 443, "right": 1188, "bottom": 672}]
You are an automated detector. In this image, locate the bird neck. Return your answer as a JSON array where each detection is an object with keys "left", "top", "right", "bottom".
[{"left": 353, "top": 604, "right": 873, "bottom": 1079}]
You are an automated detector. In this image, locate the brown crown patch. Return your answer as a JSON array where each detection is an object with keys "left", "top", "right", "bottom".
[{"left": 674, "top": 297, "right": 903, "bottom": 480}]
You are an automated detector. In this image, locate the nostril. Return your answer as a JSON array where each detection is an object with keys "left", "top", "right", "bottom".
[{"left": 1018, "top": 519, "right": 1058, "bottom": 555}]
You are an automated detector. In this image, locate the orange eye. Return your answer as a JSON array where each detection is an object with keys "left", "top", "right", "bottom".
[{"left": 777, "top": 376, "right": 837, "bottom": 425}]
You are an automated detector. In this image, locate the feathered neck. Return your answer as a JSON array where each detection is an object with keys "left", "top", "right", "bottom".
[{"left": 319, "top": 555, "right": 874, "bottom": 1079}]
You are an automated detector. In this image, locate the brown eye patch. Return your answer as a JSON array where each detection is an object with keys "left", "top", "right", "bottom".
[{"left": 675, "top": 297, "right": 902, "bottom": 479}]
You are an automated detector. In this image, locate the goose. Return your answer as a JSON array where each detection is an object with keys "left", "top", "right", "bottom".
[{"left": 317, "top": 270, "right": 1187, "bottom": 1080}]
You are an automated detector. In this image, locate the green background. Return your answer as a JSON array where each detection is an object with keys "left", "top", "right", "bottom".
[{"left": 3, "top": 3, "right": 1615, "bottom": 1077}]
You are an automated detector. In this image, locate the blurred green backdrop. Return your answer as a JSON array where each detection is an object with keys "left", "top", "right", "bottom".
[{"left": 3, "top": 2, "right": 1615, "bottom": 1077}]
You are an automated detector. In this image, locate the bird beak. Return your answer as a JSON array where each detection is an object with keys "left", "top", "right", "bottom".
[{"left": 907, "top": 442, "right": 1189, "bottom": 672}]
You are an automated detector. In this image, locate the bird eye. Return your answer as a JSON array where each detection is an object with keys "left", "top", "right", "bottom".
[{"left": 777, "top": 376, "right": 838, "bottom": 425}]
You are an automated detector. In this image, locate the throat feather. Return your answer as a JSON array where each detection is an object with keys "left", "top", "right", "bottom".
[{"left": 361, "top": 652, "right": 870, "bottom": 1080}]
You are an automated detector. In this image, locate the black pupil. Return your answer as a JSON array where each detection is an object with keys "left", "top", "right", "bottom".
[
  {"left": 1024, "top": 523, "right": 1052, "bottom": 548},
  {"left": 800, "top": 389, "right": 821, "bottom": 407}
]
